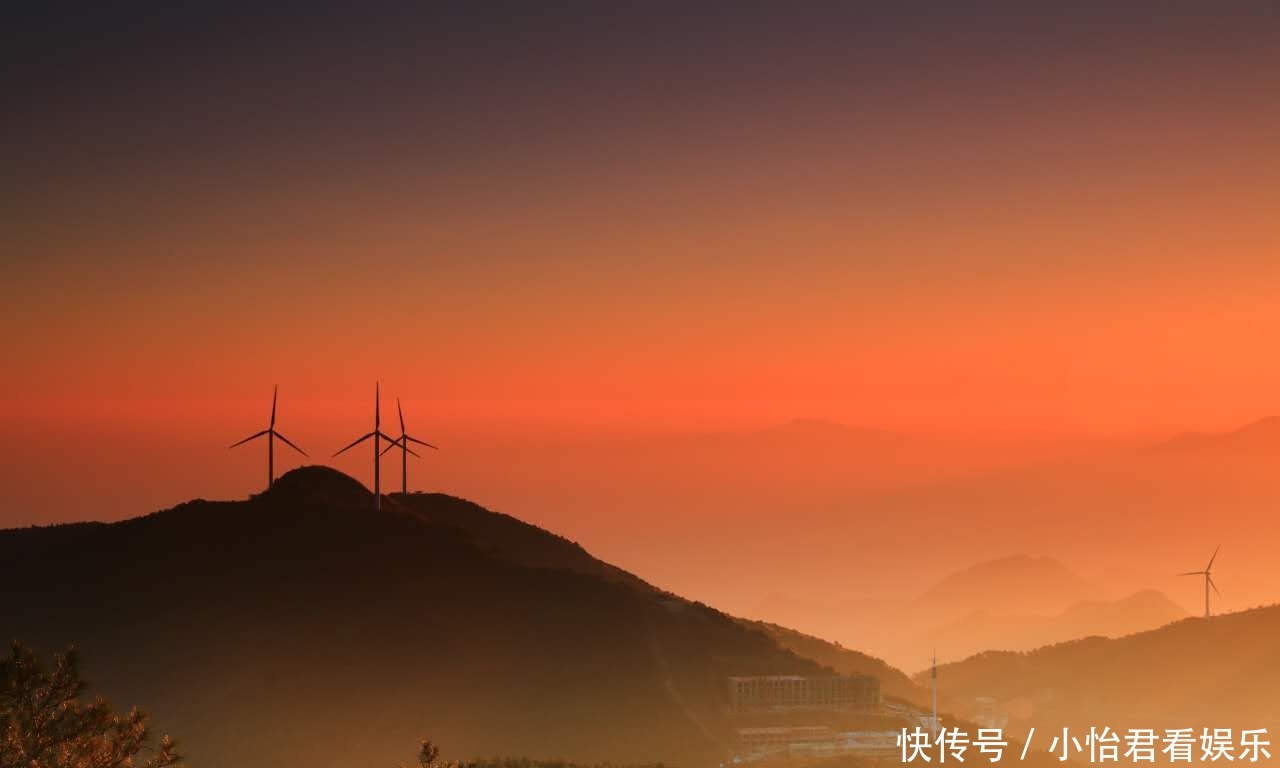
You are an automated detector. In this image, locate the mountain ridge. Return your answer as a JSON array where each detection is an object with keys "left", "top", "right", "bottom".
[
  {"left": 1151, "top": 416, "right": 1280, "bottom": 455},
  {"left": 0, "top": 466, "right": 915, "bottom": 768},
  {"left": 924, "top": 603, "right": 1280, "bottom": 732}
]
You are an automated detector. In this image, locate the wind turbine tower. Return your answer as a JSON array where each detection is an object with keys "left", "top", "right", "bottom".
[
  {"left": 229, "top": 385, "right": 308, "bottom": 491},
  {"left": 930, "top": 649, "right": 939, "bottom": 740},
  {"left": 334, "top": 382, "right": 400, "bottom": 511},
  {"left": 380, "top": 397, "right": 438, "bottom": 495},
  {"left": 1179, "top": 545, "right": 1221, "bottom": 619}
]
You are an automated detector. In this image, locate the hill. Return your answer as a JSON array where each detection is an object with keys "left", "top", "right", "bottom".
[
  {"left": 714, "top": 416, "right": 1280, "bottom": 653},
  {"left": 924, "top": 604, "right": 1280, "bottom": 733},
  {"left": 917, "top": 555, "right": 1102, "bottom": 618},
  {"left": 1152, "top": 416, "right": 1280, "bottom": 455},
  {"left": 0, "top": 467, "right": 910, "bottom": 768},
  {"left": 403, "top": 490, "right": 653, "bottom": 593},
  {"left": 750, "top": 557, "right": 1180, "bottom": 673},
  {"left": 739, "top": 620, "right": 924, "bottom": 706},
  {"left": 925, "top": 589, "right": 1187, "bottom": 664}
]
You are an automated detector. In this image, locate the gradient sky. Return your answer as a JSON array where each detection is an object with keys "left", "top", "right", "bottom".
[{"left": 4, "top": 3, "right": 1280, "bottom": 624}]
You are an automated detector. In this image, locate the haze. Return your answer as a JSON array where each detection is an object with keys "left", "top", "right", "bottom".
[{"left": 5, "top": 2, "right": 1280, "bottom": 667}]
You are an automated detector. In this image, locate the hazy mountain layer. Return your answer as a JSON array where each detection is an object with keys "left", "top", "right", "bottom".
[
  {"left": 927, "top": 605, "right": 1280, "bottom": 734},
  {"left": 753, "top": 557, "right": 1184, "bottom": 672}
]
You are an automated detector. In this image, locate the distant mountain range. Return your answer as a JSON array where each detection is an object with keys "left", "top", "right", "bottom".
[
  {"left": 1153, "top": 415, "right": 1280, "bottom": 455},
  {"left": 928, "top": 603, "right": 1280, "bottom": 733},
  {"left": 6, "top": 415, "right": 1273, "bottom": 766},
  {"left": 0, "top": 467, "right": 916, "bottom": 768},
  {"left": 927, "top": 589, "right": 1187, "bottom": 665},
  {"left": 752, "top": 555, "right": 1186, "bottom": 672},
  {"left": 918, "top": 555, "right": 1104, "bottom": 617}
]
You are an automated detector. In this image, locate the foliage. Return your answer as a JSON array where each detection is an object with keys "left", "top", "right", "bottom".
[
  {"left": 0, "top": 641, "right": 182, "bottom": 768},
  {"left": 401, "top": 740, "right": 443, "bottom": 768}
]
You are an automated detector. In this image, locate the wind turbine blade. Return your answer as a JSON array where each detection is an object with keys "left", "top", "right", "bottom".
[
  {"left": 1209, "top": 576, "right": 1222, "bottom": 597},
  {"left": 272, "top": 431, "right": 308, "bottom": 457},
  {"left": 375, "top": 382, "right": 381, "bottom": 428},
  {"left": 1177, "top": 571, "right": 1204, "bottom": 577},
  {"left": 229, "top": 429, "right": 270, "bottom": 448},
  {"left": 333, "top": 431, "right": 376, "bottom": 457},
  {"left": 377, "top": 437, "right": 418, "bottom": 458},
  {"left": 1206, "top": 545, "right": 1220, "bottom": 572},
  {"left": 398, "top": 397, "right": 405, "bottom": 434},
  {"left": 404, "top": 435, "right": 439, "bottom": 449},
  {"left": 270, "top": 385, "right": 278, "bottom": 428}
]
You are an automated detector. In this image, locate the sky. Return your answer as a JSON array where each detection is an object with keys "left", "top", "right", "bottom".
[{"left": 4, "top": 3, "right": 1280, "bottom": 646}]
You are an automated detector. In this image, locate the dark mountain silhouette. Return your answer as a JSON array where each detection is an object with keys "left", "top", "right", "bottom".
[
  {"left": 0, "top": 467, "right": 910, "bottom": 768},
  {"left": 924, "top": 604, "right": 1280, "bottom": 733},
  {"left": 403, "top": 490, "right": 651, "bottom": 592}
]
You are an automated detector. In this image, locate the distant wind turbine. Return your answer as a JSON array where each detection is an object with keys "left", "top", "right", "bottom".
[
  {"left": 1179, "top": 545, "right": 1221, "bottom": 619},
  {"left": 930, "top": 648, "right": 939, "bottom": 739},
  {"left": 379, "top": 397, "right": 438, "bottom": 495},
  {"left": 333, "top": 382, "right": 400, "bottom": 511},
  {"left": 229, "top": 385, "right": 308, "bottom": 491}
]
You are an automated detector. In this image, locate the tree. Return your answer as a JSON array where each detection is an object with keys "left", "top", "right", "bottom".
[
  {"left": 0, "top": 640, "right": 183, "bottom": 768},
  {"left": 400, "top": 739, "right": 444, "bottom": 768}
]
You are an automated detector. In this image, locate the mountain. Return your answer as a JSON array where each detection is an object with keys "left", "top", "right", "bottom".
[
  {"left": 749, "top": 558, "right": 1181, "bottom": 673},
  {"left": 925, "top": 589, "right": 1187, "bottom": 664},
  {"left": 1054, "top": 589, "right": 1187, "bottom": 633},
  {"left": 406, "top": 490, "right": 653, "bottom": 592},
  {"left": 925, "top": 604, "right": 1280, "bottom": 733},
  {"left": 1153, "top": 416, "right": 1280, "bottom": 455},
  {"left": 917, "top": 555, "right": 1103, "bottom": 619},
  {"left": 688, "top": 415, "right": 1280, "bottom": 653},
  {"left": 0, "top": 467, "right": 914, "bottom": 768},
  {"left": 739, "top": 620, "right": 924, "bottom": 706}
]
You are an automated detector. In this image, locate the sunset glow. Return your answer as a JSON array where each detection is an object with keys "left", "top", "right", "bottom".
[{"left": 5, "top": 3, "right": 1280, "bottom": 714}]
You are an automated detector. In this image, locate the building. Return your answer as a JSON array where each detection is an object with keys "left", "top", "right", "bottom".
[
  {"left": 727, "top": 674, "right": 881, "bottom": 712},
  {"left": 735, "top": 727, "right": 901, "bottom": 761},
  {"left": 738, "top": 726, "right": 835, "bottom": 752}
]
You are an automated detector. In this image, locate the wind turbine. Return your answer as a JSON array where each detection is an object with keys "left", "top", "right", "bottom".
[
  {"left": 229, "top": 385, "right": 308, "bottom": 491},
  {"left": 379, "top": 397, "right": 438, "bottom": 495},
  {"left": 1179, "top": 545, "right": 1221, "bottom": 618},
  {"left": 930, "top": 648, "right": 939, "bottom": 740},
  {"left": 333, "top": 382, "right": 400, "bottom": 511}
]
